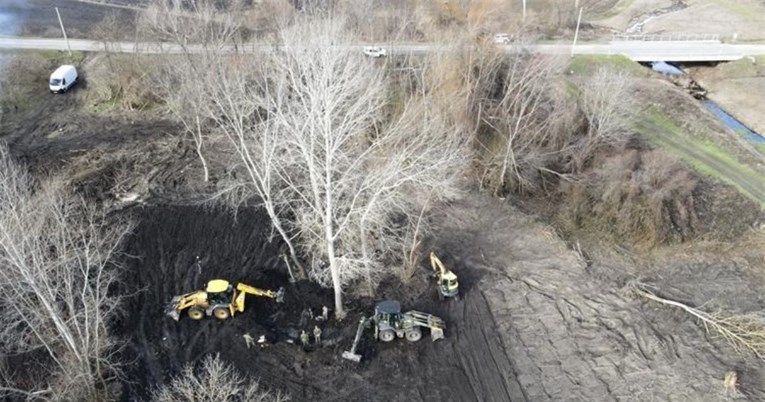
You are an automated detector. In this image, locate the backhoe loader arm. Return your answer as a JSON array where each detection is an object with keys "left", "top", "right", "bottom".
[
  {"left": 236, "top": 283, "right": 285, "bottom": 302},
  {"left": 232, "top": 283, "right": 284, "bottom": 314}
]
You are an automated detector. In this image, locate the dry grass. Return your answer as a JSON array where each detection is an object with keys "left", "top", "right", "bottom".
[
  {"left": 559, "top": 149, "right": 698, "bottom": 247},
  {"left": 85, "top": 54, "right": 158, "bottom": 111}
]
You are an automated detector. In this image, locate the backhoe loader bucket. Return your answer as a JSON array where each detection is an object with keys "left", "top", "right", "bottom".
[
  {"left": 275, "top": 287, "right": 285, "bottom": 303},
  {"left": 342, "top": 350, "right": 362, "bottom": 363},
  {"left": 165, "top": 296, "right": 182, "bottom": 321},
  {"left": 341, "top": 317, "right": 368, "bottom": 363},
  {"left": 430, "top": 326, "right": 444, "bottom": 342}
]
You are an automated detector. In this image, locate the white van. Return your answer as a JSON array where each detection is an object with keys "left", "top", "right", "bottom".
[{"left": 49, "top": 65, "right": 78, "bottom": 93}]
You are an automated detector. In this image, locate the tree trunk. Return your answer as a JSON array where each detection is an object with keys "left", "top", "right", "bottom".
[
  {"left": 324, "top": 173, "right": 344, "bottom": 319},
  {"left": 359, "top": 219, "right": 374, "bottom": 295},
  {"left": 266, "top": 203, "right": 306, "bottom": 278},
  {"left": 195, "top": 116, "right": 209, "bottom": 183}
]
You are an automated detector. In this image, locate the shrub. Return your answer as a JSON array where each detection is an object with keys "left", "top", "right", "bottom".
[
  {"left": 560, "top": 149, "right": 698, "bottom": 246},
  {"left": 152, "top": 354, "right": 289, "bottom": 402}
]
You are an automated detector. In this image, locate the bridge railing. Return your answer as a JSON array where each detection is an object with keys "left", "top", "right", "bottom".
[{"left": 611, "top": 33, "right": 720, "bottom": 42}]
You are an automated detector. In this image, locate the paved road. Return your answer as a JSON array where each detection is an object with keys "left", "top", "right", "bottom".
[{"left": 1, "top": 36, "right": 765, "bottom": 62}]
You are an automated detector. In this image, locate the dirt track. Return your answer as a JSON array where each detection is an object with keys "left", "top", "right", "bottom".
[{"left": 431, "top": 196, "right": 763, "bottom": 401}]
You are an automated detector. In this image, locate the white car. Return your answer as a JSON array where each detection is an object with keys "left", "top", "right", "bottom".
[
  {"left": 49, "top": 65, "right": 78, "bottom": 93},
  {"left": 362, "top": 46, "right": 388, "bottom": 58},
  {"left": 492, "top": 33, "right": 511, "bottom": 45}
]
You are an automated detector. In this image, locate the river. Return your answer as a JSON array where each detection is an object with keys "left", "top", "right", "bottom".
[{"left": 703, "top": 101, "right": 765, "bottom": 145}]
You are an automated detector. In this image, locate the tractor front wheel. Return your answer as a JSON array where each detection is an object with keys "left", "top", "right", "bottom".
[
  {"left": 405, "top": 328, "right": 422, "bottom": 342},
  {"left": 379, "top": 329, "right": 395, "bottom": 342},
  {"left": 213, "top": 307, "right": 230, "bottom": 320},
  {"left": 188, "top": 307, "right": 204, "bottom": 320}
]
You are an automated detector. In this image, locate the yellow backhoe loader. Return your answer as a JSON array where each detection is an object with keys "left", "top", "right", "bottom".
[
  {"left": 165, "top": 279, "right": 284, "bottom": 321},
  {"left": 430, "top": 252, "right": 459, "bottom": 300}
]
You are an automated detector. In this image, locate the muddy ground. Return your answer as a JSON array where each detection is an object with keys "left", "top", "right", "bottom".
[
  {"left": 2, "top": 53, "right": 765, "bottom": 401},
  {"left": 115, "top": 193, "right": 765, "bottom": 402}
]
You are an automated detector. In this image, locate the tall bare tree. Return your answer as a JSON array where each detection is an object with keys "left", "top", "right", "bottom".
[
  {"left": 149, "top": 14, "right": 467, "bottom": 316},
  {"left": 0, "top": 146, "right": 132, "bottom": 400},
  {"left": 261, "top": 20, "right": 466, "bottom": 316}
]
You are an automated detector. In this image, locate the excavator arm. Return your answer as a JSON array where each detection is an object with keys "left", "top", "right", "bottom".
[
  {"left": 430, "top": 252, "right": 446, "bottom": 277},
  {"left": 429, "top": 252, "right": 459, "bottom": 298}
]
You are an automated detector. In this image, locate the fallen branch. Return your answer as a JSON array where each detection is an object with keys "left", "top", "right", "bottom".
[{"left": 631, "top": 282, "right": 765, "bottom": 360}]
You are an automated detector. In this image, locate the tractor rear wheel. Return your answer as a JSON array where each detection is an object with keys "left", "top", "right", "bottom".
[
  {"left": 405, "top": 328, "right": 422, "bottom": 342},
  {"left": 188, "top": 307, "right": 204, "bottom": 320},
  {"left": 379, "top": 329, "right": 395, "bottom": 342},
  {"left": 213, "top": 307, "right": 230, "bottom": 320}
]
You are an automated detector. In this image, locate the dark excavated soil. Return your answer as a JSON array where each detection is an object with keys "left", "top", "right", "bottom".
[{"left": 117, "top": 205, "right": 527, "bottom": 401}]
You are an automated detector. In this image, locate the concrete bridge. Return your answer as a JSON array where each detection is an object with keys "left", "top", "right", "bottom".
[{"left": 567, "top": 41, "right": 765, "bottom": 62}]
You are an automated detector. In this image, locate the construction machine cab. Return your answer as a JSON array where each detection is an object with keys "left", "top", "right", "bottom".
[
  {"left": 439, "top": 271, "right": 458, "bottom": 291},
  {"left": 206, "top": 279, "right": 234, "bottom": 306},
  {"left": 375, "top": 300, "right": 402, "bottom": 327}
]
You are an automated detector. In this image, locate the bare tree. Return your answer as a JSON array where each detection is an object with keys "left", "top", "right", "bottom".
[
  {"left": 472, "top": 47, "right": 572, "bottom": 194},
  {"left": 0, "top": 146, "right": 132, "bottom": 400},
  {"left": 575, "top": 66, "right": 637, "bottom": 171},
  {"left": 149, "top": 13, "right": 467, "bottom": 316},
  {"left": 152, "top": 354, "right": 289, "bottom": 402},
  {"left": 261, "top": 19, "right": 466, "bottom": 316}
]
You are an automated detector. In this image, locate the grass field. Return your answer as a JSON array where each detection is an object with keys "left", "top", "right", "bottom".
[{"left": 638, "top": 108, "right": 765, "bottom": 207}]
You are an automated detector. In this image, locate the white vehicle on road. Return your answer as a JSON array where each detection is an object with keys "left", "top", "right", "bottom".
[
  {"left": 492, "top": 33, "right": 511, "bottom": 45},
  {"left": 362, "top": 46, "right": 387, "bottom": 58},
  {"left": 49, "top": 65, "right": 78, "bottom": 93}
]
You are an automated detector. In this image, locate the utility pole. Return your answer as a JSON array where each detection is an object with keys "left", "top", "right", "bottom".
[
  {"left": 522, "top": 0, "right": 527, "bottom": 22},
  {"left": 55, "top": 7, "right": 72, "bottom": 56},
  {"left": 571, "top": 7, "right": 583, "bottom": 57}
]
